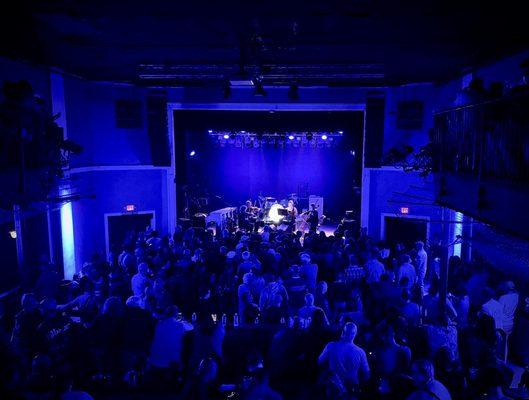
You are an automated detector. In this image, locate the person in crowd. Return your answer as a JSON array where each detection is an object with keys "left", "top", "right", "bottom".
[
  {"left": 318, "top": 322, "right": 370, "bottom": 392},
  {"left": 498, "top": 280, "right": 519, "bottom": 336},
  {"left": 481, "top": 287, "right": 504, "bottom": 331},
  {"left": 300, "top": 253, "right": 318, "bottom": 292},
  {"left": 365, "top": 250, "right": 385, "bottom": 284},
  {"left": 11, "top": 293, "right": 42, "bottom": 353},
  {"left": 397, "top": 254, "right": 417, "bottom": 289},
  {"left": 407, "top": 359, "right": 452, "bottom": 400},
  {"left": 149, "top": 305, "right": 187, "bottom": 370},
  {"left": 415, "top": 241, "right": 428, "bottom": 291},
  {"left": 344, "top": 254, "right": 365, "bottom": 285},
  {"left": 298, "top": 293, "right": 329, "bottom": 324},
  {"left": 131, "top": 262, "right": 153, "bottom": 297}
]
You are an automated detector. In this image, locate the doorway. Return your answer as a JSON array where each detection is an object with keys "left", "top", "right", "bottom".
[
  {"left": 105, "top": 211, "right": 155, "bottom": 257},
  {"left": 383, "top": 215, "right": 429, "bottom": 248}
]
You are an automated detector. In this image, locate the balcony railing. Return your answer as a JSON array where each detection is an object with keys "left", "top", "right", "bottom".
[{"left": 433, "top": 92, "right": 529, "bottom": 184}]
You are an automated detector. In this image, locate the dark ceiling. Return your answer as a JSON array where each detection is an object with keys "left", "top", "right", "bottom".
[{"left": 2, "top": 0, "right": 529, "bottom": 86}]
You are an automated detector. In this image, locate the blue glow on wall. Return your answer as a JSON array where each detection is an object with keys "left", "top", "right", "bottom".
[
  {"left": 61, "top": 202, "right": 76, "bottom": 279},
  {"left": 453, "top": 211, "right": 463, "bottom": 257}
]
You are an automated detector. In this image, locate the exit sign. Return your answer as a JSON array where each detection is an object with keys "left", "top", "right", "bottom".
[{"left": 400, "top": 207, "right": 409, "bottom": 214}]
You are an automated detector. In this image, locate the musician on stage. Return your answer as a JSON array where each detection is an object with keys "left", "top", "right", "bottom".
[
  {"left": 307, "top": 203, "right": 319, "bottom": 233},
  {"left": 243, "top": 200, "right": 260, "bottom": 232},
  {"left": 286, "top": 200, "right": 298, "bottom": 232}
]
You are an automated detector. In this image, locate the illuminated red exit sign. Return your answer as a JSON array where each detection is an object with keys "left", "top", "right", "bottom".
[
  {"left": 400, "top": 207, "right": 409, "bottom": 214},
  {"left": 124, "top": 204, "right": 136, "bottom": 212}
]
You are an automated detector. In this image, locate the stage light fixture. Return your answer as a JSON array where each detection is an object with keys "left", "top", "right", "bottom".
[
  {"left": 223, "top": 134, "right": 230, "bottom": 139},
  {"left": 189, "top": 150, "right": 196, "bottom": 157},
  {"left": 321, "top": 134, "right": 328, "bottom": 140},
  {"left": 350, "top": 149, "right": 356, "bottom": 156},
  {"left": 9, "top": 230, "right": 17, "bottom": 239},
  {"left": 288, "top": 134, "right": 295, "bottom": 140},
  {"left": 338, "top": 130, "right": 344, "bottom": 134},
  {"left": 208, "top": 130, "right": 213, "bottom": 133}
]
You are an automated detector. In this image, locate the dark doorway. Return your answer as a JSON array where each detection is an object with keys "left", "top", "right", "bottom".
[
  {"left": 384, "top": 216, "right": 428, "bottom": 248},
  {"left": 106, "top": 213, "right": 154, "bottom": 254}
]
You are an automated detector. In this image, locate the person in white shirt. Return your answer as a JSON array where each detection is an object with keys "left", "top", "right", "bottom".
[
  {"left": 498, "top": 281, "right": 519, "bottom": 335},
  {"left": 481, "top": 287, "right": 504, "bottom": 331},
  {"left": 318, "top": 322, "right": 370, "bottom": 390},
  {"left": 397, "top": 254, "right": 417, "bottom": 289},
  {"left": 415, "top": 241, "right": 428, "bottom": 289},
  {"left": 364, "top": 250, "right": 385, "bottom": 284},
  {"left": 131, "top": 262, "right": 153, "bottom": 297}
]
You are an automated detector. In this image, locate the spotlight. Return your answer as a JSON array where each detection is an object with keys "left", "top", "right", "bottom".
[
  {"left": 9, "top": 230, "right": 17, "bottom": 239},
  {"left": 350, "top": 149, "right": 356, "bottom": 156},
  {"left": 189, "top": 150, "right": 196, "bottom": 157},
  {"left": 288, "top": 134, "right": 295, "bottom": 140},
  {"left": 208, "top": 129, "right": 213, "bottom": 134},
  {"left": 338, "top": 130, "right": 344, "bottom": 134},
  {"left": 321, "top": 134, "right": 328, "bottom": 140},
  {"left": 223, "top": 134, "right": 230, "bottom": 139}
]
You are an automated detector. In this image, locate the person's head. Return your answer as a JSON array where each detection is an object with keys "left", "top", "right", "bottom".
[
  {"left": 400, "top": 254, "right": 412, "bottom": 264},
  {"left": 242, "top": 251, "right": 251, "bottom": 261},
  {"left": 79, "top": 276, "right": 94, "bottom": 293},
  {"left": 288, "top": 200, "right": 294, "bottom": 207},
  {"left": 317, "top": 281, "right": 328, "bottom": 295},
  {"left": 242, "top": 272, "right": 251, "bottom": 285},
  {"left": 304, "top": 293, "right": 315, "bottom": 307},
  {"left": 246, "top": 200, "right": 252, "bottom": 207},
  {"left": 138, "top": 262, "right": 150, "bottom": 276},
  {"left": 300, "top": 253, "right": 311, "bottom": 265},
  {"left": 341, "top": 322, "right": 358, "bottom": 342},
  {"left": 310, "top": 203, "right": 316, "bottom": 210},
  {"left": 415, "top": 241, "right": 425, "bottom": 251},
  {"left": 411, "top": 359, "right": 435, "bottom": 387},
  {"left": 21, "top": 293, "right": 38, "bottom": 312},
  {"left": 102, "top": 296, "right": 124, "bottom": 317}
]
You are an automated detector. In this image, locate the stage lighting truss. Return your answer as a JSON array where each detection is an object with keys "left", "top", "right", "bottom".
[{"left": 208, "top": 130, "right": 343, "bottom": 148}]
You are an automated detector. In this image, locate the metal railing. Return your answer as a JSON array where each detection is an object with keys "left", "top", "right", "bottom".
[{"left": 433, "top": 93, "right": 529, "bottom": 184}]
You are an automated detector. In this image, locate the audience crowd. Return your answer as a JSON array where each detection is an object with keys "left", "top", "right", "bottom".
[{"left": 1, "top": 224, "right": 528, "bottom": 400}]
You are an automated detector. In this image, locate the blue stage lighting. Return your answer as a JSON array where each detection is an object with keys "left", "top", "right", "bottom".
[{"left": 189, "top": 150, "right": 196, "bottom": 157}]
